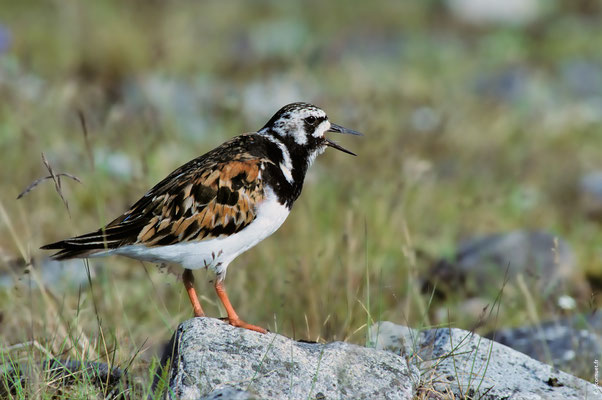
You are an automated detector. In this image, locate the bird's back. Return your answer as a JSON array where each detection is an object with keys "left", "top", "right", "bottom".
[{"left": 41, "top": 134, "right": 280, "bottom": 260}]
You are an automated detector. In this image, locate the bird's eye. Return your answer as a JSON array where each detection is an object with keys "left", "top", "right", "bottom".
[{"left": 305, "top": 116, "right": 317, "bottom": 125}]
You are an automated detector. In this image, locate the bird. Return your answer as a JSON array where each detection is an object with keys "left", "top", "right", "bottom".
[{"left": 41, "top": 102, "right": 361, "bottom": 333}]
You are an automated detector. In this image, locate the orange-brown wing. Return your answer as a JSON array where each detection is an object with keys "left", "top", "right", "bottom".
[
  {"left": 42, "top": 155, "right": 272, "bottom": 259},
  {"left": 127, "top": 158, "right": 267, "bottom": 247}
]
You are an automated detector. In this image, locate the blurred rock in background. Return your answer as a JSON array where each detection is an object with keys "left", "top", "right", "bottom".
[
  {"left": 580, "top": 171, "right": 602, "bottom": 219},
  {"left": 446, "top": 0, "right": 544, "bottom": 26},
  {"left": 426, "top": 230, "right": 584, "bottom": 301},
  {"left": 487, "top": 311, "right": 602, "bottom": 378}
]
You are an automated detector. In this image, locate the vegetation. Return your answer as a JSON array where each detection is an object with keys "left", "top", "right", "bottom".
[{"left": 1, "top": 1, "right": 601, "bottom": 398}]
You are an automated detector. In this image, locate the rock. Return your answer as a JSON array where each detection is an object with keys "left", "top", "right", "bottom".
[
  {"left": 367, "top": 321, "right": 418, "bottom": 358},
  {"left": 474, "top": 67, "right": 530, "bottom": 103},
  {"left": 369, "top": 321, "right": 601, "bottom": 399},
  {"left": 561, "top": 60, "right": 602, "bottom": 99},
  {"left": 487, "top": 311, "right": 602, "bottom": 377},
  {"left": 580, "top": 171, "right": 602, "bottom": 218},
  {"left": 0, "top": 24, "right": 11, "bottom": 54},
  {"left": 199, "top": 387, "right": 256, "bottom": 400},
  {"left": 427, "top": 230, "right": 577, "bottom": 298},
  {"left": 152, "top": 318, "right": 419, "bottom": 400},
  {"left": 446, "top": 0, "right": 544, "bottom": 26}
]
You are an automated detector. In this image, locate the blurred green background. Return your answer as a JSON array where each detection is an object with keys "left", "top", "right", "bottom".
[{"left": 1, "top": 0, "right": 601, "bottom": 395}]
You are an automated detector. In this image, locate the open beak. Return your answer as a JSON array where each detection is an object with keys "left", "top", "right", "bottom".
[{"left": 325, "top": 123, "right": 363, "bottom": 156}]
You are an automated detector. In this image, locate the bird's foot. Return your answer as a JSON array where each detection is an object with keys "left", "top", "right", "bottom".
[{"left": 223, "top": 317, "right": 267, "bottom": 334}]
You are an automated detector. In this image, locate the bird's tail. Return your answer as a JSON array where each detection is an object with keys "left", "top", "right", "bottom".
[{"left": 41, "top": 222, "right": 143, "bottom": 260}]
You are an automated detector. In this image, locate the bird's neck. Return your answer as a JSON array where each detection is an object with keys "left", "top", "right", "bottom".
[{"left": 258, "top": 131, "right": 315, "bottom": 208}]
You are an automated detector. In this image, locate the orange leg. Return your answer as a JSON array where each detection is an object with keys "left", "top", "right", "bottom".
[
  {"left": 183, "top": 269, "right": 205, "bottom": 317},
  {"left": 214, "top": 280, "right": 267, "bottom": 333}
]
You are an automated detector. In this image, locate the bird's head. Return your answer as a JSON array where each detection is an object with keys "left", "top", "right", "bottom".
[{"left": 259, "top": 102, "right": 362, "bottom": 159}]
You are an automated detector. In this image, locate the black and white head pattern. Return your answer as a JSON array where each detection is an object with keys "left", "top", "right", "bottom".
[
  {"left": 257, "top": 102, "right": 335, "bottom": 187},
  {"left": 259, "top": 102, "right": 330, "bottom": 154}
]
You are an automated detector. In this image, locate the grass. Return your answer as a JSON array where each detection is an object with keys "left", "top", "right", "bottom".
[{"left": 1, "top": 1, "right": 602, "bottom": 397}]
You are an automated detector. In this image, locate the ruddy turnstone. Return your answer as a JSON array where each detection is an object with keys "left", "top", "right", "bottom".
[{"left": 41, "top": 102, "right": 361, "bottom": 333}]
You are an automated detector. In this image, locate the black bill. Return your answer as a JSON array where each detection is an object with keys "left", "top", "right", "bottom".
[
  {"left": 326, "top": 123, "right": 362, "bottom": 156},
  {"left": 328, "top": 123, "right": 363, "bottom": 136}
]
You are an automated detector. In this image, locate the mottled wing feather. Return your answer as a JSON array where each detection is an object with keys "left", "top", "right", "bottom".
[
  {"left": 42, "top": 136, "right": 274, "bottom": 259},
  {"left": 130, "top": 158, "right": 266, "bottom": 247}
]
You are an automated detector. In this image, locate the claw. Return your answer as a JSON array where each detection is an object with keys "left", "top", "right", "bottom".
[
  {"left": 214, "top": 280, "right": 267, "bottom": 334},
  {"left": 227, "top": 318, "right": 268, "bottom": 334}
]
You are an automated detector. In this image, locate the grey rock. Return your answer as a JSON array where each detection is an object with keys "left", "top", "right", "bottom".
[
  {"left": 487, "top": 311, "right": 602, "bottom": 376},
  {"left": 580, "top": 171, "right": 602, "bottom": 218},
  {"left": 446, "top": 0, "right": 544, "bottom": 26},
  {"left": 428, "top": 230, "right": 577, "bottom": 298},
  {"left": 199, "top": 387, "right": 256, "bottom": 400},
  {"left": 0, "top": 24, "right": 11, "bottom": 54},
  {"left": 370, "top": 321, "right": 602, "bottom": 400},
  {"left": 154, "top": 318, "right": 419, "bottom": 400},
  {"left": 367, "top": 321, "right": 420, "bottom": 358},
  {"left": 474, "top": 67, "right": 530, "bottom": 103},
  {"left": 561, "top": 60, "right": 602, "bottom": 99}
]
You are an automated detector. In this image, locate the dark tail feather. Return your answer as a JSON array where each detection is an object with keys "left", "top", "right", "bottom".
[
  {"left": 45, "top": 247, "right": 104, "bottom": 260},
  {"left": 40, "top": 234, "right": 114, "bottom": 260},
  {"left": 41, "top": 222, "right": 144, "bottom": 260}
]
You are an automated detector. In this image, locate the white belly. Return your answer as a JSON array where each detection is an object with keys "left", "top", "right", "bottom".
[{"left": 99, "top": 188, "right": 290, "bottom": 277}]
